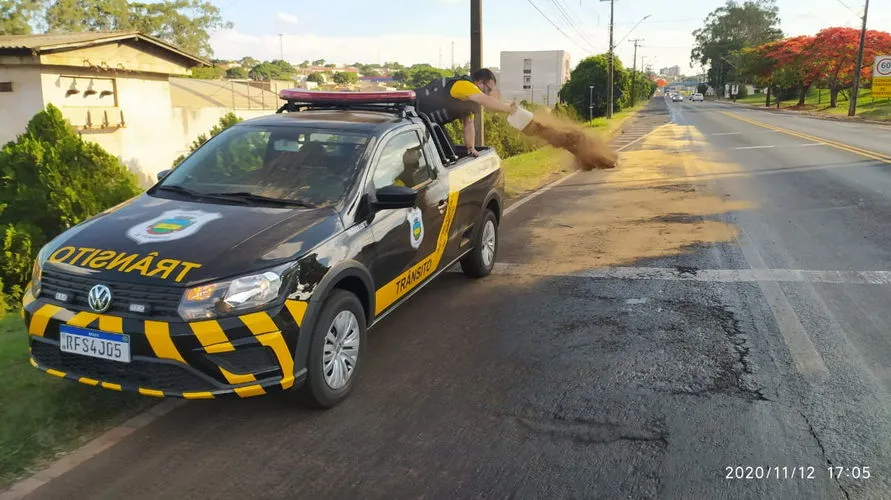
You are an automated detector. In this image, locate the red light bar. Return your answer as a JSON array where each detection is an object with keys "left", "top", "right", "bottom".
[{"left": 279, "top": 88, "right": 416, "bottom": 103}]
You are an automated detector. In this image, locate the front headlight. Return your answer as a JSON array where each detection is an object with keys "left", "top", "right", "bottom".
[
  {"left": 178, "top": 265, "right": 291, "bottom": 321},
  {"left": 30, "top": 259, "right": 42, "bottom": 297}
]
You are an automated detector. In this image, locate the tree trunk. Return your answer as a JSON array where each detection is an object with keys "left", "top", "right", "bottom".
[
  {"left": 797, "top": 83, "right": 810, "bottom": 106},
  {"left": 765, "top": 86, "right": 771, "bottom": 107},
  {"left": 830, "top": 86, "right": 840, "bottom": 108}
]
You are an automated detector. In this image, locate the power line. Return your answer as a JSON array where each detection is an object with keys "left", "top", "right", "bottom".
[
  {"left": 551, "top": 0, "right": 600, "bottom": 51},
  {"left": 525, "top": 0, "right": 598, "bottom": 52}
]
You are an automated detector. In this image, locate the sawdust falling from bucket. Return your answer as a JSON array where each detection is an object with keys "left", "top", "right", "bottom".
[{"left": 520, "top": 109, "right": 618, "bottom": 171}]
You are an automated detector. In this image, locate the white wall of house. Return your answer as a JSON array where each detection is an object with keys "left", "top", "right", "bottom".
[
  {"left": 0, "top": 65, "right": 45, "bottom": 145},
  {"left": 499, "top": 50, "right": 571, "bottom": 107}
]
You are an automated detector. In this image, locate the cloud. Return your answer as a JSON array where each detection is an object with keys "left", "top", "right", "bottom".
[{"left": 276, "top": 12, "right": 299, "bottom": 26}]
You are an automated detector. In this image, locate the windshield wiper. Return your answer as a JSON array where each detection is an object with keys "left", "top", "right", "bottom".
[
  {"left": 201, "top": 191, "right": 316, "bottom": 208},
  {"left": 156, "top": 184, "right": 204, "bottom": 198}
]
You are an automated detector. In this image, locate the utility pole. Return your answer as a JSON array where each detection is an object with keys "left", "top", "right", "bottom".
[
  {"left": 589, "top": 85, "right": 594, "bottom": 121},
  {"left": 451, "top": 41, "right": 455, "bottom": 70},
  {"left": 848, "top": 0, "right": 871, "bottom": 117},
  {"left": 439, "top": 46, "right": 442, "bottom": 69},
  {"left": 471, "top": 0, "right": 484, "bottom": 145},
  {"left": 278, "top": 34, "right": 284, "bottom": 61},
  {"left": 630, "top": 38, "right": 643, "bottom": 106},
  {"left": 602, "top": 0, "right": 616, "bottom": 118}
]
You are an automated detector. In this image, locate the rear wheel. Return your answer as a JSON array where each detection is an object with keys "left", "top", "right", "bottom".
[
  {"left": 461, "top": 209, "right": 498, "bottom": 278},
  {"left": 300, "top": 290, "right": 366, "bottom": 409}
]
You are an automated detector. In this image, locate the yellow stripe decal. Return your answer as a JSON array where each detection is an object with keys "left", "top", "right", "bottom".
[
  {"left": 144, "top": 321, "right": 186, "bottom": 363},
  {"left": 29, "top": 358, "right": 38, "bottom": 368},
  {"left": 47, "top": 368, "right": 66, "bottom": 378},
  {"left": 68, "top": 312, "right": 100, "bottom": 328},
  {"left": 204, "top": 342, "right": 235, "bottom": 354},
  {"left": 101, "top": 382, "right": 123, "bottom": 391},
  {"left": 256, "top": 332, "right": 296, "bottom": 389},
  {"left": 239, "top": 312, "right": 278, "bottom": 335},
  {"left": 375, "top": 190, "right": 460, "bottom": 314},
  {"left": 183, "top": 391, "right": 214, "bottom": 399},
  {"left": 139, "top": 388, "right": 165, "bottom": 398},
  {"left": 22, "top": 291, "right": 35, "bottom": 308},
  {"left": 234, "top": 385, "right": 266, "bottom": 398},
  {"left": 78, "top": 377, "right": 100, "bottom": 386},
  {"left": 284, "top": 300, "right": 308, "bottom": 327},
  {"left": 189, "top": 320, "right": 233, "bottom": 349},
  {"left": 98, "top": 315, "right": 123, "bottom": 333},
  {"left": 29, "top": 304, "right": 64, "bottom": 336},
  {"left": 219, "top": 366, "right": 257, "bottom": 384}
]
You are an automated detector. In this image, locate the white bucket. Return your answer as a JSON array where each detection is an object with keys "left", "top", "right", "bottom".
[{"left": 507, "top": 106, "right": 534, "bottom": 131}]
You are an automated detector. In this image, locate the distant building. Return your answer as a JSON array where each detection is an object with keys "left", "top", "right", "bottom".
[
  {"left": 660, "top": 65, "right": 681, "bottom": 78},
  {"left": 499, "top": 50, "right": 571, "bottom": 107}
]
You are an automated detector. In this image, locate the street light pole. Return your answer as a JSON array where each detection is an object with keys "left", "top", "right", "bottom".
[
  {"left": 630, "top": 38, "right": 643, "bottom": 106},
  {"left": 589, "top": 85, "right": 594, "bottom": 121},
  {"left": 471, "top": 0, "right": 484, "bottom": 145},
  {"left": 848, "top": 0, "right": 871, "bottom": 117},
  {"left": 606, "top": 0, "right": 615, "bottom": 118},
  {"left": 278, "top": 34, "right": 284, "bottom": 60}
]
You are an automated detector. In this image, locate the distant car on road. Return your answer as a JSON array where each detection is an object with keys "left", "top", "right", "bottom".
[
  {"left": 672, "top": 93, "right": 683, "bottom": 102},
  {"left": 691, "top": 93, "right": 704, "bottom": 102}
]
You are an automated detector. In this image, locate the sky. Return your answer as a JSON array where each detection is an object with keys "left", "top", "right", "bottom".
[{"left": 208, "top": 0, "right": 887, "bottom": 75}]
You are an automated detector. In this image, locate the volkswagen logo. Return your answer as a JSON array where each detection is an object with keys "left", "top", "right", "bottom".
[{"left": 87, "top": 284, "right": 112, "bottom": 313}]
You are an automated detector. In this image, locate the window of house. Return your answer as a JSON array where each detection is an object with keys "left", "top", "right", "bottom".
[
  {"left": 0, "top": 82, "right": 12, "bottom": 92},
  {"left": 373, "top": 130, "right": 432, "bottom": 189}
]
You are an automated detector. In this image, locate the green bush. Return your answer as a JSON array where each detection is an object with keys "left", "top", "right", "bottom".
[
  {"left": 444, "top": 112, "right": 539, "bottom": 159},
  {"left": 0, "top": 104, "right": 141, "bottom": 305},
  {"left": 172, "top": 112, "right": 243, "bottom": 166}
]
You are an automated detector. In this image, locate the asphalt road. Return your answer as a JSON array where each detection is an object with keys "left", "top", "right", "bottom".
[{"left": 20, "top": 98, "right": 891, "bottom": 499}]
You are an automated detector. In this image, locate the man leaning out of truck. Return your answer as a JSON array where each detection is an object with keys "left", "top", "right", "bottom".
[{"left": 413, "top": 68, "right": 516, "bottom": 157}]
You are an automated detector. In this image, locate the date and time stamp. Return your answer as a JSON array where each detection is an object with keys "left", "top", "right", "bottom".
[{"left": 725, "top": 466, "right": 872, "bottom": 480}]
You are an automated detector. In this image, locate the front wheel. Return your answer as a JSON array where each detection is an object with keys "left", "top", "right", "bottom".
[
  {"left": 300, "top": 290, "right": 367, "bottom": 409},
  {"left": 461, "top": 209, "right": 498, "bottom": 278}
]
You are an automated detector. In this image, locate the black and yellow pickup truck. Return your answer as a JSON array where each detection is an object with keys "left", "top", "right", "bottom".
[{"left": 22, "top": 89, "right": 504, "bottom": 408}]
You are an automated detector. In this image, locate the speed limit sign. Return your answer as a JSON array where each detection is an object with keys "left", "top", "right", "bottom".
[{"left": 874, "top": 55, "right": 891, "bottom": 97}]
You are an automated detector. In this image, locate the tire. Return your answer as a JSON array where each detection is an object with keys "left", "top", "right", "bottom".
[
  {"left": 300, "top": 289, "right": 367, "bottom": 409},
  {"left": 461, "top": 209, "right": 498, "bottom": 278}
]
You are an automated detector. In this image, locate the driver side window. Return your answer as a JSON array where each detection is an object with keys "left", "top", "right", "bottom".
[{"left": 372, "top": 130, "right": 433, "bottom": 189}]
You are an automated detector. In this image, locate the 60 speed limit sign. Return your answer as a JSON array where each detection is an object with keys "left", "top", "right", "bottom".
[{"left": 873, "top": 55, "right": 891, "bottom": 98}]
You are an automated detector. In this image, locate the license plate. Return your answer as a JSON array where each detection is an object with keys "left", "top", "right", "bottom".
[{"left": 59, "top": 325, "right": 131, "bottom": 363}]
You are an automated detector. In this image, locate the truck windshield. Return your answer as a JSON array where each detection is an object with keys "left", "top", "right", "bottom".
[{"left": 158, "top": 125, "right": 372, "bottom": 207}]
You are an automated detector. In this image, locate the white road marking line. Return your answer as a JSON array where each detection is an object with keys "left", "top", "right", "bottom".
[
  {"left": 473, "top": 263, "right": 891, "bottom": 285},
  {"left": 710, "top": 132, "right": 743, "bottom": 136},
  {"left": 732, "top": 145, "right": 776, "bottom": 150}
]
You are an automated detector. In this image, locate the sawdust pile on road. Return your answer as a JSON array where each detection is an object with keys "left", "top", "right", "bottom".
[
  {"left": 521, "top": 109, "right": 618, "bottom": 171},
  {"left": 510, "top": 122, "right": 754, "bottom": 275}
]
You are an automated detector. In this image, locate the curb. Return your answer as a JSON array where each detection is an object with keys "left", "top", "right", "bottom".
[
  {"left": 717, "top": 99, "right": 891, "bottom": 127},
  {"left": 0, "top": 400, "right": 185, "bottom": 500}
]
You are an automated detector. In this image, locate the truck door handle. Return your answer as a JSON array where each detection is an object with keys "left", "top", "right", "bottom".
[{"left": 437, "top": 199, "right": 448, "bottom": 214}]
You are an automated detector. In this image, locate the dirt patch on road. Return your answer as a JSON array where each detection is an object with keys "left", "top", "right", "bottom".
[{"left": 512, "top": 122, "right": 753, "bottom": 274}]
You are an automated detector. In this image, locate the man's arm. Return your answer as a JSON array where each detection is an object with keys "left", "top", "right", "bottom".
[
  {"left": 467, "top": 92, "right": 515, "bottom": 114},
  {"left": 463, "top": 114, "right": 476, "bottom": 152}
]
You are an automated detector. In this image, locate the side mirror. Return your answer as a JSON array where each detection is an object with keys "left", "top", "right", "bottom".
[
  {"left": 373, "top": 185, "right": 418, "bottom": 210},
  {"left": 157, "top": 169, "right": 172, "bottom": 181}
]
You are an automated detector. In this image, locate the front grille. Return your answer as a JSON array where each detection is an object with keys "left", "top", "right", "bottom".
[
  {"left": 41, "top": 269, "right": 182, "bottom": 318},
  {"left": 32, "top": 341, "right": 218, "bottom": 393}
]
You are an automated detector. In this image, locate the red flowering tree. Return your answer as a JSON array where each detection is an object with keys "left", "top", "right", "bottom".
[{"left": 809, "top": 27, "right": 891, "bottom": 107}]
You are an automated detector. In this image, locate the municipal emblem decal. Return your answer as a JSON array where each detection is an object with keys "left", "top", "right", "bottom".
[
  {"left": 126, "top": 210, "right": 222, "bottom": 244},
  {"left": 407, "top": 207, "right": 424, "bottom": 249}
]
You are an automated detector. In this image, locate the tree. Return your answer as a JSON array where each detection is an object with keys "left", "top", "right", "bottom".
[
  {"left": 45, "top": 0, "right": 232, "bottom": 57},
  {"left": 691, "top": 0, "right": 783, "bottom": 89},
  {"left": 249, "top": 61, "right": 292, "bottom": 80},
  {"left": 172, "top": 112, "right": 242, "bottom": 166},
  {"left": 0, "top": 104, "right": 141, "bottom": 302},
  {"left": 299, "top": 60, "right": 310, "bottom": 68},
  {"left": 808, "top": 27, "right": 891, "bottom": 107},
  {"left": 312, "top": 58, "right": 325, "bottom": 66},
  {"left": 697, "top": 83, "right": 710, "bottom": 94},
  {"left": 306, "top": 72, "right": 325, "bottom": 84},
  {"left": 225, "top": 66, "right": 248, "bottom": 79},
  {"left": 240, "top": 56, "right": 258, "bottom": 68},
  {"left": 332, "top": 71, "right": 358, "bottom": 85},
  {"left": 558, "top": 54, "right": 629, "bottom": 119},
  {"left": 189, "top": 65, "right": 225, "bottom": 79},
  {"left": 0, "top": 0, "right": 44, "bottom": 34}
]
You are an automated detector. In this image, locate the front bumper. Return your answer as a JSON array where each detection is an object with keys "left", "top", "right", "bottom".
[{"left": 22, "top": 290, "right": 310, "bottom": 399}]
